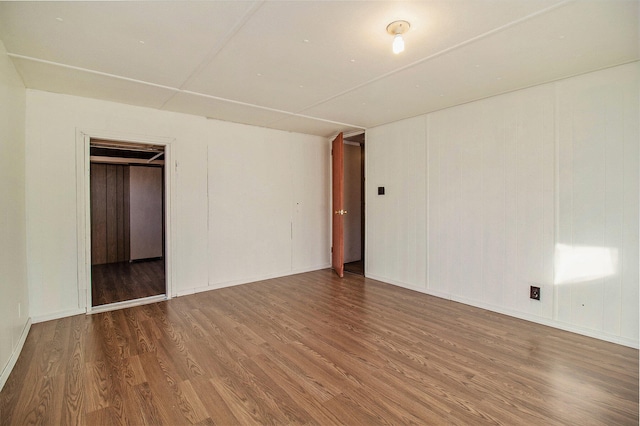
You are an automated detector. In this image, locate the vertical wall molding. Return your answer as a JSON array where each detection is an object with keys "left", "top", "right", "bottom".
[
  {"left": 424, "top": 115, "right": 430, "bottom": 290},
  {"left": 90, "top": 163, "right": 130, "bottom": 265}
]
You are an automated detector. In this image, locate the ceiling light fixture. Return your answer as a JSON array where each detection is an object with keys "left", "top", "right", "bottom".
[{"left": 386, "top": 20, "right": 410, "bottom": 54}]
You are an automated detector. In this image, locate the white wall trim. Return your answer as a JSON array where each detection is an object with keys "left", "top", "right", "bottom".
[
  {"left": 31, "top": 308, "right": 86, "bottom": 324},
  {"left": 292, "top": 264, "right": 332, "bottom": 275},
  {"left": 366, "top": 273, "right": 639, "bottom": 349},
  {"left": 75, "top": 128, "right": 176, "bottom": 313},
  {"left": 0, "top": 318, "right": 31, "bottom": 392},
  {"left": 89, "top": 295, "right": 167, "bottom": 315},
  {"left": 177, "top": 265, "right": 331, "bottom": 297},
  {"left": 449, "top": 294, "right": 640, "bottom": 349},
  {"left": 366, "top": 273, "right": 430, "bottom": 294}
]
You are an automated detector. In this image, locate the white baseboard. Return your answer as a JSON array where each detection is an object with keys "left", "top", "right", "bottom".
[
  {"left": 0, "top": 317, "right": 32, "bottom": 392},
  {"left": 175, "top": 265, "right": 331, "bottom": 297},
  {"left": 365, "top": 273, "right": 639, "bottom": 349},
  {"left": 89, "top": 295, "right": 167, "bottom": 314},
  {"left": 31, "top": 308, "right": 85, "bottom": 324},
  {"left": 450, "top": 294, "right": 640, "bottom": 349},
  {"left": 292, "top": 263, "right": 331, "bottom": 275}
]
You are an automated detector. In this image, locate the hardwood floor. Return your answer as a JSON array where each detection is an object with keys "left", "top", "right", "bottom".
[
  {"left": 1, "top": 270, "right": 637, "bottom": 425},
  {"left": 91, "top": 259, "right": 165, "bottom": 307},
  {"left": 344, "top": 260, "right": 364, "bottom": 275}
]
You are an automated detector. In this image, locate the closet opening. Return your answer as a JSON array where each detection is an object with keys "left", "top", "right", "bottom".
[{"left": 89, "top": 139, "right": 166, "bottom": 308}]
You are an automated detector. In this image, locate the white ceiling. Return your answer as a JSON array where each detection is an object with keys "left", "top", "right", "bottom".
[{"left": 1, "top": 1, "right": 637, "bottom": 137}]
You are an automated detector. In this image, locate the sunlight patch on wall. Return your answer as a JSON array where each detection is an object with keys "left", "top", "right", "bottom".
[{"left": 554, "top": 244, "right": 618, "bottom": 285}]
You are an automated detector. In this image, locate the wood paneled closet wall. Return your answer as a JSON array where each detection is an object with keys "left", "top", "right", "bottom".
[
  {"left": 91, "top": 163, "right": 130, "bottom": 265},
  {"left": 91, "top": 163, "right": 164, "bottom": 266}
]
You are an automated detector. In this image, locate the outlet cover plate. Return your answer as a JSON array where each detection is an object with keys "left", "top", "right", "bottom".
[{"left": 530, "top": 286, "right": 540, "bottom": 300}]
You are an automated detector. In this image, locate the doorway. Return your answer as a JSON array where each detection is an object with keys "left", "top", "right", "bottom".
[
  {"left": 343, "top": 133, "right": 365, "bottom": 275},
  {"left": 89, "top": 140, "right": 166, "bottom": 307}
]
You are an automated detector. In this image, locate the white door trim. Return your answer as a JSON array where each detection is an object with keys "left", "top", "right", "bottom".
[{"left": 75, "top": 128, "right": 175, "bottom": 313}]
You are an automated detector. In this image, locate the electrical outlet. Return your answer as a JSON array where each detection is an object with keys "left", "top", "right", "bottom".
[{"left": 530, "top": 286, "right": 540, "bottom": 300}]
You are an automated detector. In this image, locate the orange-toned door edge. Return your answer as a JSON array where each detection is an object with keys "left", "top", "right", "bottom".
[{"left": 331, "top": 133, "right": 345, "bottom": 277}]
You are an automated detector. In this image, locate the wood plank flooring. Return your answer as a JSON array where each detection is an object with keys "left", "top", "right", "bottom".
[
  {"left": 91, "top": 259, "right": 165, "bottom": 307},
  {"left": 1, "top": 269, "right": 638, "bottom": 425},
  {"left": 344, "top": 260, "right": 364, "bottom": 275}
]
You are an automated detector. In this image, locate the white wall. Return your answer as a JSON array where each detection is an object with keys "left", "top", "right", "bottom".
[
  {"left": 25, "top": 90, "right": 330, "bottom": 319},
  {"left": 366, "top": 115, "right": 427, "bottom": 287},
  {"left": 0, "top": 40, "right": 29, "bottom": 390},
  {"left": 366, "top": 62, "right": 639, "bottom": 347},
  {"left": 206, "top": 127, "right": 330, "bottom": 288},
  {"left": 427, "top": 84, "right": 555, "bottom": 318},
  {"left": 556, "top": 65, "right": 639, "bottom": 341}
]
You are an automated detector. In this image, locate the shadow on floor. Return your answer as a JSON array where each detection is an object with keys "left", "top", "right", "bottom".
[
  {"left": 92, "top": 258, "right": 165, "bottom": 306},
  {"left": 344, "top": 260, "right": 364, "bottom": 275}
]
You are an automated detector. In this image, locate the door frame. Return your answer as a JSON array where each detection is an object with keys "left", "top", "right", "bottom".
[{"left": 76, "top": 129, "right": 175, "bottom": 314}]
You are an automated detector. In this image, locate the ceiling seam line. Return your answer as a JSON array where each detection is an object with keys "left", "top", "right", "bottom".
[
  {"left": 296, "top": 0, "right": 575, "bottom": 114},
  {"left": 159, "top": 1, "right": 265, "bottom": 110},
  {"left": 182, "top": 90, "right": 365, "bottom": 129},
  {"left": 356, "top": 59, "right": 640, "bottom": 132},
  {"left": 374, "top": 59, "right": 640, "bottom": 127},
  {"left": 171, "top": 1, "right": 266, "bottom": 93},
  {"left": 7, "top": 53, "right": 180, "bottom": 92},
  {"left": 8, "top": 53, "right": 365, "bottom": 129}
]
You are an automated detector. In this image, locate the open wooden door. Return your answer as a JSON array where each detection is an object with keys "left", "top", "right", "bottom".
[{"left": 332, "top": 133, "right": 345, "bottom": 277}]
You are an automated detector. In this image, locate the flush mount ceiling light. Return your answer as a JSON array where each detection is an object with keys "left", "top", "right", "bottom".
[{"left": 386, "top": 20, "right": 410, "bottom": 54}]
